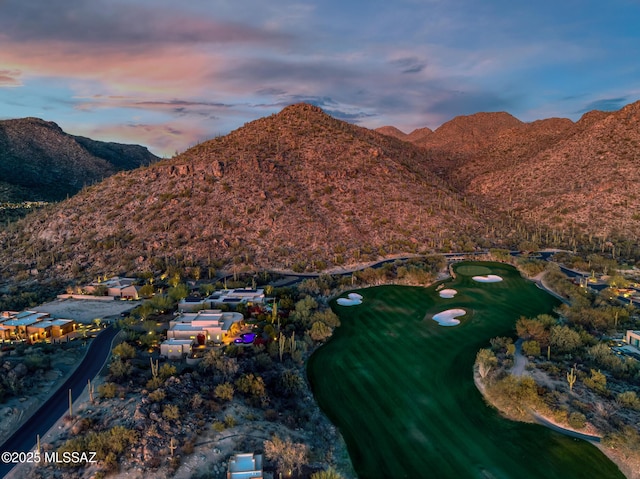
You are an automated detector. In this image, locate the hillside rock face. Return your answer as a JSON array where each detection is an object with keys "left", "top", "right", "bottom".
[
  {"left": 0, "top": 104, "right": 490, "bottom": 280},
  {"left": 0, "top": 118, "right": 159, "bottom": 202},
  {"left": 462, "top": 101, "right": 640, "bottom": 241},
  {"left": 2, "top": 100, "right": 639, "bottom": 282}
]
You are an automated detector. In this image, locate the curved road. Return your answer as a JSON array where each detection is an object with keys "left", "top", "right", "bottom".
[{"left": 0, "top": 326, "right": 118, "bottom": 478}]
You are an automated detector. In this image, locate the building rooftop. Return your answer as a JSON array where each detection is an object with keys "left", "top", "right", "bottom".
[{"left": 162, "top": 338, "right": 194, "bottom": 345}]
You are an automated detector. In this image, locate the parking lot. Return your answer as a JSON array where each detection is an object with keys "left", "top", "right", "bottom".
[{"left": 33, "top": 298, "right": 142, "bottom": 324}]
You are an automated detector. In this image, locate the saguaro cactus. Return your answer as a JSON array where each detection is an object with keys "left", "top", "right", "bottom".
[{"left": 567, "top": 366, "right": 577, "bottom": 392}]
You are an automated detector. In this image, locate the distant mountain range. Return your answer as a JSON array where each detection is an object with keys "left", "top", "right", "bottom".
[
  {"left": 0, "top": 117, "right": 159, "bottom": 202},
  {"left": 1, "top": 100, "right": 639, "bottom": 283},
  {"left": 377, "top": 101, "right": 640, "bottom": 248}
]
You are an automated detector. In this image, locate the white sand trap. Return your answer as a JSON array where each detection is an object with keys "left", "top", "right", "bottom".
[
  {"left": 439, "top": 289, "right": 458, "bottom": 298},
  {"left": 472, "top": 275, "right": 503, "bottom": 283},
  {"left": 337, "top": 293, "right": 363, "bottom": 306},
  {"left": 432, "top": 309, "right": 466, "bottom": 327}
]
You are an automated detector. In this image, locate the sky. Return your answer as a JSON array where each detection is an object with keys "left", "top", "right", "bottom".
[{"left": 1, "top": 0, "right": 639, "bottom": 157}]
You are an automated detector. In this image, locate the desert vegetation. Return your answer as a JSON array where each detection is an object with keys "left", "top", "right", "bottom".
[{"left": 476, "top": 262, "right": 640, "bottom": 478}]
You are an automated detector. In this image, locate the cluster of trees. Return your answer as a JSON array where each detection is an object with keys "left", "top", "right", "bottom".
[{"left": 477, "top": 261, "right": 640, "bottom": 468}]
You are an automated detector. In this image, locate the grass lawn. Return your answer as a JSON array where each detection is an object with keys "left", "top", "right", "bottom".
[{"left": 308, "top": 261, "right": 624, "bottom": 479}]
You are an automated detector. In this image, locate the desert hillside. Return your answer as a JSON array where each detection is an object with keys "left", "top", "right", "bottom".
[
  {"left": 0, "top": 117, "right": 159, "bottom": 202},
  {"left": 0, "top": 104, "right": 494, "bottom": 282},
  {"left": 461, "top": 101, "right": 640, "bottom": 246}
]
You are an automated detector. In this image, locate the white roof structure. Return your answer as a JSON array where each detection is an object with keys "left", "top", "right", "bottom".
[{"left": 228, "top": 453, "right": 263, "bottom": 479}]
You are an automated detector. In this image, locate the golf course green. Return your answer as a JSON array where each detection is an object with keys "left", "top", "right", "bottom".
[{"left": 307, "top": 261, "right": 624, "bottom": 479}]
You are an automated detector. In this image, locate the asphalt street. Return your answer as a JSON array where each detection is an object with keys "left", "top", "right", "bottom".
[{"left": 0, "top": 326, "right": 118, "bottom": 478}]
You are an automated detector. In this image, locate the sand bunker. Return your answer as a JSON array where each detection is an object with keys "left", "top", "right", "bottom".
[
  {"left": 439, "top": 289, "right": 458, "bottom": 299},
  {"left": 472, "top": 275, "right": 503, "bottom": 283},
  {"left": 432, "top": 309, "right": 466, "bottom": 327},
  {"left": 337, "top": 292, "right": 363, "bottom": 306}
]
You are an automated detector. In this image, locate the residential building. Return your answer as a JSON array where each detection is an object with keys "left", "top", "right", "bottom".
[
  {"left": 227, "top": 453, "right": 263, "bottom": 479},
  {"left": 625, "top": 330, "right": 640, "bottom": 350},
  {"left": 85, "top": 277, "right": 141, "bottom": 299},
  {"left": 0, "top": 311, "right": 76, "bottom": 342},
  {"left": 208, "top": 288, "right": 265, "bottom": 306},
  {"left": 160, "top": 338, "right": 194, "bottom": 359},
  {"left": 178, "top": 296, "right": 211, "bottom": 313},
  {"left": 167, "top": 309, "right": 243, "bottom": 343}
]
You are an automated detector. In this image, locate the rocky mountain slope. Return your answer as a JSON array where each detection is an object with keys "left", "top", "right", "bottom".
[
  {"left": 377, "top": 102, "right": 640, "bottom": 251},
  {"left": 0, "top": 118, "right": 159, "bottom": 202},
  {"left": 0, "top": 104, "right": 495, "bottom": 281},
  {"left": 462, "top": 101, "right": 640, "bottom": 245},
  {"left": 2, "top": 100, "right": 639, "bottom": 283}
]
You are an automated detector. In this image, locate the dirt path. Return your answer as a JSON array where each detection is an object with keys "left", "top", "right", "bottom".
[{"left": 511, "top": 339, "right": 528, "bottom": 377}]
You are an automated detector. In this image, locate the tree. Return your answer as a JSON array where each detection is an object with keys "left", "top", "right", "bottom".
[
  {"left": 550, "top": 325, "right": 582, "bottom": 353},
  {"left": 522, "top": 340, "right": 541, "bottom": 357},
  {"left": 139, "top": 283, "right": 155, "bottom": 298},
  {"left": 276, "top": 369, "right": 304, "bottom": 397},
  {"left": 583, "top": 369, "right": 607, "bottom": 395},
  {"left": 168, "top": 284, "right": 189, "bottom": 302},
  {"left": 109, "top": 358, "right": 132, "bottom": 381},
  {"left": 150, "top": 294, "right": 173, "bottom": 313},
  {"left": 309, "top": 321, "right": 332, "bottom": 342},
  {"left": 264, "top": 435, "right": 307, "bottom": 477},
  {"left": 476, "top": 349, "right": 497, "bottom": 379},
  {"left": 290, "top": 296, "right": 318, "bottom": 327},
  {"left": 112, "top": 342, "right": 136, "bottom": 359}
]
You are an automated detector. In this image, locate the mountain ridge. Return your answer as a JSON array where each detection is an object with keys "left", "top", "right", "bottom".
[
  {"left": 0, "top": 117, "right": 160, "bottom": 203},
  {"left": 2, "top": 100, "right": 640, "bottom": 284}
]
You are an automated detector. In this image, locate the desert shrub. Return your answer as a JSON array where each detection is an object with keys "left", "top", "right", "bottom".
[
  {"left": 568, "top": 412, "right": 586, "bottom": 429},
  {"left": 616, "top": 390, "right": 640, "bottom": 409},
  {"left": 112, "top": 342, "right": 136, "bottom": 359},
  {"left": 522, "top": 340, "right": 541, "bottom": 357},
  {"left": 212, "top": 421, "right": 225, "bottom": 432},
  {"left": 148, "top": 389, "right": 166, "bottom": 403},
  {"left": 224, "top": 415, "right": 236, "bottom": 428},
  {"left": 146, "top": 376, "right": 163, "bottom": 390},
  {"left": 98, "top": 382, "right": 118, "bottom": 399},
  {"left": 214, "top": 382, "right": 234, "bottom": 402},
  {"left": 583, "top": 369, "right": 608, "bottom": 395},
  {"left": 159, "top": 363, "right": 177, "bottom": 379},
  {"left": 162, "top": 404, "right": 180, "bottom": 421},
  {"left": 109, "top": 358, "right": 133, "bottom": 381}
]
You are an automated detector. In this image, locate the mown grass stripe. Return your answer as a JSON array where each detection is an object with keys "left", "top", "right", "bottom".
[{"left": 308, "top": 262, "right": 624, "bottom": 479}]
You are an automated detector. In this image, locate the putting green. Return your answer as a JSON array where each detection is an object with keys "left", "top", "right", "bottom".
[
  {"left": 455, "top": 264, "right": 492, "bottom": 276},
  {"left": 308, "top": 262, "right": 623, "bottom": 479}
]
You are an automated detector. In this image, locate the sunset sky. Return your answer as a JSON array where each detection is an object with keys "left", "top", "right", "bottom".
[{"left": 1, "top": 0, "right": 639, "bottom": 156}]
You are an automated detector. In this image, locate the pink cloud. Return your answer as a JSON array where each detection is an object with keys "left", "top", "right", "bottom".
[
  {"left": 77, "top": 121, "right": 211, "bottom": 158},
  {"left": 0, "top": 42, "right": 225, "bottom": 97},
  {"left": 0, "top": 69, "right": 21, "bottom": 87}
]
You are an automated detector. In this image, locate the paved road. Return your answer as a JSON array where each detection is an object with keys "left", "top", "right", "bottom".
[{"left": 0, "top": 326, "right": 118, "bottom": 478}]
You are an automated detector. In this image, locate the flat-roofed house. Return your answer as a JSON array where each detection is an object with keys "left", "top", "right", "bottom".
[
  {"left": 626, "top": 330, "right": 640, "bottom": 350},
  {"left": 208, "top": 288, "right": 265, "bottom": 306},
  {"left": 2, "top": 313, "right": 49, "bottom": 340},
  {"left": 160, "top": 338, "right": 194, "bottom": 359},
  {"left": 86, "top": 277, "right": 141, "bottom": 299},
  {"left": 227, "top": 453, "right": 263, "bottom": 479},
  {"left": 27, "top": 320, "right": 54, "bottom": 342},
  {"left": 0, "top": 322, "right": 13, "bottom": 340},
  {"left": 178, "top": 296, "right": 212, "bottom": 313},
  {"left": 50, "top": 319, "right": 76, "bottom": 337},
  {"left": 167, "top": 310, "right": 243, "bottom": 343}
]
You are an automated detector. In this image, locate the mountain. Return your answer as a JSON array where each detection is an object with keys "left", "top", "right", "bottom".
[
  {"left": 0, "top": 118, "right": 159, "bottom": 202},
  {"left": 462, "top": 101, "right": 640, "bottom": 243},
  {"left": 0, "top": 104, "right": 496, "bottom": 281},
  {"left": 374, "top": 126, "right": 408, "bottom": 140}
]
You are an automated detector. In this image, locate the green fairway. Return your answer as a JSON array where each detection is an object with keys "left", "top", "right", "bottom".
[{"left": 307, "top": 262, "right": 624, "bottom": 479}]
